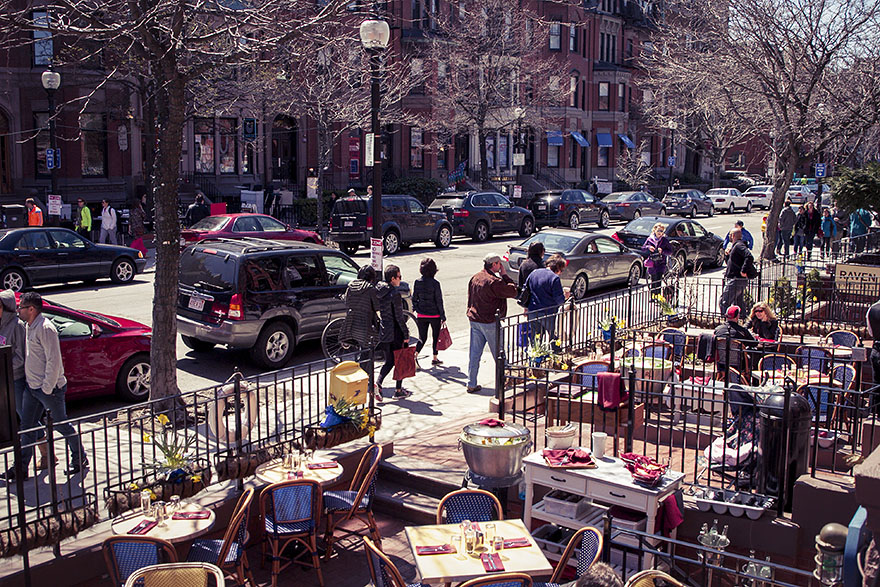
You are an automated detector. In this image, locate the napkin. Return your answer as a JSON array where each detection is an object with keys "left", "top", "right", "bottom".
[
  {"left": 542, "top": 448, "right": 596, "bottom": 468},
  {"left": 415, "top": 544, "right": 455, "bottom": 555},
  {"left": 128, "top": 519, "right": 158, "bottom": 535},
  {"left": 481, "top": 552, "right": 504, "bottom": 572},
  {"left": 306, "top": 461, "right": 339, "bottom": 470},
  {"left": 477, "top": 418, "right": 505, "bottom": 427},
  {"left": 172, "top": 511, "right": 211, "bottom": 520},
  {"left": 502, "top": 538, "right": 531, "bottom": 549}
]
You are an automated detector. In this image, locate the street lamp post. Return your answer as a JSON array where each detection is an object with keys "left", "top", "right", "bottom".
[
  {"left": 514, "top": 107, "right": 524, "bottom": 189},
  {"left": 359, "top": 18, "right": 391, "bottom": 273},
  {"left": 667, "top": 122, "right": 676, "bottom": 192},
  {"left": 41, "top": 68, "right": 61, "bottom": 202}
]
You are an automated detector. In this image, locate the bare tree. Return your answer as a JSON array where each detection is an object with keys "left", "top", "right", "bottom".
[{"left": 615, "top": 140, "right": 654, "bottom": 190}]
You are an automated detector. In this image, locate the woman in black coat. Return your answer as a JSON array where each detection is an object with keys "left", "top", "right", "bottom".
[
  {"left": 340, "top": 265, "right": 380, "bottom": 355},
  {"left": 745, "top": 301, "right": 780, "bottom": 341},
  {"left": 412, "top": 258, "right": 446, "bottom": 366},
  {"left": 376, "top": 264, "right": 411, "bottom": 401}
]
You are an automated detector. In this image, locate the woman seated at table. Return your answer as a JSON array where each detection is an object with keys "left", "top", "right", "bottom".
[{"left": 745, "top": 301, "right": 780, "bottom": 341}]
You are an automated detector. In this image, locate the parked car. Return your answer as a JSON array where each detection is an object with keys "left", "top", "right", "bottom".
[
  {"left": 504, "top": 229, "right": 643, "bottom": 300},
  {"left": 742, "top": 185, "right": 774, "bottom": 209},
  {"left": 662, "top": 189, "right": 715, "bottom": 218},
  {"left": 180, "top": 213, "right": 322, "bottom": 249},
  {"left": 601, "top": 191, "right": 665, "bottom": 221},
  {"left": 706, "top": 187, "right": 752, "bottom": 214},
  {"left": 22, "top": 295, "right": 151, "bottom": 401},
  {"left": 0, "top": 227, "right": 146, "bottom": 292},
  {"left": 177, "top": 238, "right": 363, "bottom": 368},
  {"left": 329, "top": 195, "right": 453, "bottom": 255},
  {"left": 612, "top": 216, "right": 725, "bottom": 274},
  {"left": 529, "top": 189, "right": 610, "bottom": 229},
  {"left": 428, "top": 191, "right": 534, "bottom": 242},
  {"left": 786, "top": 185, "right": 813, "bottom": 204}
]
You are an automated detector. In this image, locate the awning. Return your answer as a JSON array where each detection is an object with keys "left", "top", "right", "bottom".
[
  {"left": 571, "top": 131, "right": 590, "bottom": 147},
  {"left": 618, "top": 134, "right": 636, "bottom": 149},
  {"left": 596, "top": 133, "right": 613, "bottom": 147},
  {"left": 546, "top": 130, "right": 564, "bottom": 146}
]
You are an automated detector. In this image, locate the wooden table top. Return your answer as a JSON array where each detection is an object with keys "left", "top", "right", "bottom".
[
  {"left": 255, "top": 458, "right": 345, "bottom": 486},
  {"left": 111, "top": 502, "right": 216, "bottom": 544}
]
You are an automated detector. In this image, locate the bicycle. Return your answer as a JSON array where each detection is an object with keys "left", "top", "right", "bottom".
[{"left": 321, "top": 311, "right": 419, "bottom": 363}]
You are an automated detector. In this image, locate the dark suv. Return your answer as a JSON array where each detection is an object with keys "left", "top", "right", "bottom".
[
  {"left": 329, "top": 195, "right": 452, "bottom": 256},
  {"left": 530, "top": 189, "right": 610, "bottom": 229},
  {"left": 428, "top": 191, "right": 534, "bottom": 242},
  {"left": 662, "top": 189, "right": 715, "bottom": 218},
  {"left": 176, "top": 238, "right": 361, "bottom": 368}
]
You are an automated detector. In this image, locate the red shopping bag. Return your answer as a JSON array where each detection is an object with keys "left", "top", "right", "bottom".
[
  {"left": 393, "top": 345, "right": 417, "bottom": 380},
  {"left": 436, "top": 324, "right": 453, "bottom": 351}
]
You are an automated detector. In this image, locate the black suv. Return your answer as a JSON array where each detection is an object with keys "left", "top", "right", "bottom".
[
  {"left": 530, "top": 189, "right": 610, "bottom": 230},
  {"left": 329, "top": 195, "right": 453, "bottom": 256},
  {"left": 176, "top": 238, "right": 361, "bottom": 368},
  {"left": 428, "top": 191, "right": 534, "bottom": 242},
  {"left": 662, "top": 189, "right": 715, "bottom": 218}
]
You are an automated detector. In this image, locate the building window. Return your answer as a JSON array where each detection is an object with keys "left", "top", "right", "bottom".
[
  {"left": 34, "top": 113, "right": 49, "bottom": 177},
  {"left": 437, "top": 61, "right": 447, "bottom": 92},
  {"left": 499, "top": 134, "right": 509, "bottom": 168},
  {"left": 549, "top": 23, "right": 561, "bottom": 51},
  {"left": 80, "top": 113, "right": 106, "bottom": 177},
  {"left": 598, "top": 82, "right": 609, "bottom": 111},
  {"left": 569, "top": 74, "right": 578, "bottom": 108},
  {"left": 600, "top": 33, "right": 617, "bottom": 63},
  {"left": 569, "top": 25, "right": 577, "bottom": 52},
  {"left": 619, "top": 84, "right": 626, "bottom": 111},
  {"left": 438, "top": 145, "right": 447, "bottom": 170},
  {"left": 598, "top": 144, "right": 610, "bottom": 167},
  {"left": 194, "top": 118, "right": 215, "bottom": 174},
  {"left": 32, "top": 11, "right": 53, "bottom": 66},
  {"left": 547, "top": 145, "right": 559, "bottom": 167},
  {"left": 627, "top": 39, "right": 634, "bottom": 59},
  {"left": 640, "top": 145, "right": 652, "bottom": 165},
  {"left": 410, "top": 127, "right": 424, "bottom": 169},
  {"left": 570, "top": 137, "right": 578, "bottom": 168},
  {"left": 218, "top": 119, "right": 237, "bottom": 174}
]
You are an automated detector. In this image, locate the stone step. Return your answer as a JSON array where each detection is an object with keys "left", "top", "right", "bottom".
[
  {"left": 373, "top": 479, "right": 440, "bottom": 526},
  {"left": 377, "top": 454, "right": 465, "bottom": 500}
]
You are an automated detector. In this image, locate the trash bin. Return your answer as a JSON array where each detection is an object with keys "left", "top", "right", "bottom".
[
  {"left": 2, "top": 205, "right": 26, "bottom": 228},
  {"left": 328, "top": 360, "right": 369, "bottom": 406},
  {"left": 758, "top": 392, "right": 812, "bottom": 510}
]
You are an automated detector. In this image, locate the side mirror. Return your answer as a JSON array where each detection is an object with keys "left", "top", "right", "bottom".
[
  {"left": 91, "top": 323, "right": 103, "bottom": 338},
  {"left": 508, "top": 201, "right": 514, "bottom": 208}
]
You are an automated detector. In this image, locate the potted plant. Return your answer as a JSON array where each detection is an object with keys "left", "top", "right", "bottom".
[
  {"left": 303, "top": 398, "right": 380, "bottom": 449},
  {"left": 525, "top": 333, "right": 565, "bottom": 378},
  {"left": 653, "top": 293, "right": 686, "bottom": 327},
  {"left": 598, "top": 310, "right": 626, "bottom": 341}
]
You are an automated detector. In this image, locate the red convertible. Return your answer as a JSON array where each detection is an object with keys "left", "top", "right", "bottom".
[{"left": 180, "top": 213, "right": 323, "bottom": 248}]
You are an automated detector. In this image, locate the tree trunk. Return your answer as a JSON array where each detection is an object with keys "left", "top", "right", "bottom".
[
  {"left": 478, "top": 128, "right": 488, "bottom": 189},
  {"left": 760, "top": 158, "right": 797, "bottom": 260},
  {"left": 713, "top": 162, "right": 722, "bottom": 188}
]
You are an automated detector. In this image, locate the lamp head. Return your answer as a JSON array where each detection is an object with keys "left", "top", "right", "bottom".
[
  {"left": 359, "top": 19, "right": 390, "bottom": 50},
  {"left": 41, "top": 70, "right": 61, "bottom": 91}
]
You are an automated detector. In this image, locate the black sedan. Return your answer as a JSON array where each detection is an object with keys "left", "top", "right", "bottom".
[
  {"left": 429, "top": 191, "right": 534, "bottom": 242},
  {"left": 662, "top": 189, "right": 715, "bottom": 218},
  {"left": 530, "top": 189, "right": 610, "bottom": 229},
  {"left": 0, "top": 227, "right": 147, "bottom": 291},
  {"left": 602, "top": 191, "right": 666, "bottom": 221},
  {"left": 612, "top": 216, "right": 725, "bottom": 274}
]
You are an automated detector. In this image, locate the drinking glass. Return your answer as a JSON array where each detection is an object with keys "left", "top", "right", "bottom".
[
  {"left": 484, "top": 523, "right": 496, "bottom": 551},
  {"left": 140, "top": 490, "right": 152, "bottom": 516},
  {"left": 169, "top": 495, "right": 181, "bottom": 512},
  {"left": 282, "top": 453, "right": 294, "bottom": 471},
  {"left": 154, "top": 502, "right": 168, "bottom": 527},
  {"left": 465, "top": 528, "right": 476, "bottom": 555},
  {"left": 493, "top": 536, "right": 504, "bottom": 556},
  {"left": 450, "top": 534, "right": 463, "bottom": 559},
  {"left": 293, "top": 453, "right": 302, "bottom": 471}
]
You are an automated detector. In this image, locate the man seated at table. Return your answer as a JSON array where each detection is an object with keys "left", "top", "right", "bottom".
[
  {"left": 714, "top": 305, "right": 757, "bottom": 376},
  {"left": 560, "top": 562, "right": 623, "bottom": 587}
]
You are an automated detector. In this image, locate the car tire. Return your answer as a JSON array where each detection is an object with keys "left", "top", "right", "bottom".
[
  {"left": 627, "top": 263, "right": 642, "bottom": 287},
  {"left": 520, "top": 217, "right": 535, "bottom": 237},
  {"left": 729, "top": 203, "right": 735, "bottom": 214},
  {"left": 598, "top": 210, "right": 610, "bottom": 228},
  {"left": 111, "top": 258, "right": 136, "bottom": 284},
  {"left": 746, "top": 202, "right": 753, "bottom": 213},
  {"left": 116, "top": 353, "right": 151, "bottom": 402},
  {"left": 689, "top": 207, "right": 697, "bottom": 218},
  {"left": 672, "top": 251, "right": 687, "bottom": 275},
  {"left": 1, "top": 268, "right": 27, "bottom": 292},
  {"left": 182, "top": 335, "right": 215, "bottom": 352},
  {"left": 713, "top": 245, "right": 725, "bottom": 267},
  {"left": 708, "top": 206, "right": 715, "bottom": 217},
  {"left": 571, "top": 274, "right": 589, "bottom": 300},
  {"left": 632, "top": 210, "right": 642, "bottom": 220},
  {"left": 251, "top": 321, "right": 294, "bottom": 369},
  {"left": 568, "top": 213, "right": 580, "bottom": 230},
  {"left": 435, "top": 225, "right": 452, "bottom": 248},
  {"left": 339, "top": 243, "right": 359, "bottom": 256},
  {"left": 473, "top": 221, "right": 489, "bottom": 242},
  {"left": 383, "top": 231, "right": 400, "bottom": 255}
]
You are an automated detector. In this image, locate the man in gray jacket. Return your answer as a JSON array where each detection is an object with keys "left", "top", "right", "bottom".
[{"left": 776, "top": 200, "right": 797, "bottom": 258}]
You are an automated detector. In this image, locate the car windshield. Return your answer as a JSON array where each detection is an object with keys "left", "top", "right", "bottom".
[
  {"left": 706, "top": 189, "right": 726, "bottom": 196},
  {"left": 745, "top": 186, "right": 771, "bottom": 193},
  {"left": 179, "top": 251, "right": 237, "bottom": 291},
  {"left": 624, "top": 217, "right": 670, "bottom": 235},
  {"left": 332, "top": 199, "right": 368, "bottom": 214},
  {"left": 665, "top": 191, "right": 689, "bottom": 198},
  {"left": 602, "top": 192, "right": 633, "bottom": 202},
  {"left": 519, "top": 232, "right": 582, "bottom": 253},
  {"left": 429, "top": 197, "right": 464, "bottom": 208},
  {"left": 45, "top": 301, "right": 122, "bottom": 328},
  {"left": 190, "top": 217, "right": 228, "bottom": 231}
]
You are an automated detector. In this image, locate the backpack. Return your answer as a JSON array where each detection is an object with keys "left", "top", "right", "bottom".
[
  {"left": 742, "top": 252, "right": 758, "bottom": 279},
  {"left": 516, "top": 280, "right": 531, "bottom": 308}
]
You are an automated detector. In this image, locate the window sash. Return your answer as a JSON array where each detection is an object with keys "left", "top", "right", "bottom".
[
  {"left": 194, "top": 118, "right": 215, "bottom": 174},
  {"left": 598, "top": 83, "right": 610, "bottom": 111},
  {"left": 80, "top": 113, "right": 106, "bottom": 177},
  {"left": 547, "top": 145, "right": 559, "bottom": 167},
  {"left": 410, "top": 127, "right": 424, "bottom": 169},
  {"left": 34, "top": 113, "right": 49, "bottom": 177},
  {"left": 218, "top": 118, "right": 237, "bottom": 174},
  {"left": 32, "top": 11, "right": 53, "bottom": 66},
  {"left": 549, "top": 23, "right": 561, "bottom": 50}
]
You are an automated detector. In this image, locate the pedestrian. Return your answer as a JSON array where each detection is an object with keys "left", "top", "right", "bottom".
[
  {"left": 128, "top": 197, "right": 147, "bottom": 241},
  {"left": 412, "top": 258, "right": 446, "bottom": 366},
  {"left": 347, "top": 188, "right": 357, "bottom": 198},
  {"left": 559, "top": 562, "right": 624, "bottom": 587},
  {"left": 25, "top": 198, "right": 43, "bottom": 227},
  {"left": 98, "top": 199, "right": 118, "bottom": 245},
  {"left": 8, "top": 292, "right": 88, "bottom": 480},
  {"left": 745, "top": 301, "right": 780, "bottom": 341},
  {"left": 517, "top": 241, "right": 545, "bottom": 291},
  {"left": 184, "top": 193, "right": 210, "bottom": 227},
  {"left": 525, "top": 253, "right": 569, "bottom": 338},
  {"left": 367, "top": 185, "right": 374, "bottom": 197},
  {"left": 776, "top": 200, "right": 796, "bottom": 257},
  {"left": 867, "top": 299, "right": 880, "bottom": 415},
  {"left": 713, "top": 304, "right": 757, "bottom": 375},
  {"left": 723, "top": 220, "right": 754, "bottom": 251},
  {"left": 719, "top": 227, "right": 753, "bottom": 314},
  {"left": 850, "top": 208, "right": 873, "bottom": 253},
  {"left": 376, "top": 264, "right": 411, "bottom": 401},
  {"left": 642, "top": 222, "right": 673, "bottom": 295},
  {"left": 74, "top": 198, "right": 92, "bottom": 240},
  {"left": 820, "top": 208, "right": 837, "bottom": 257},
  {"left": 793, "top": 206, "right": 807, "bottom": 256},
  {"left": 466, "top": 253, "right": 518, "bottom": 394},
  {"left": 340, "top": 265, "right": 380, "bottom": 368},
  {"left": 801, "top": 201, "right": 821, "bottom": 259}
]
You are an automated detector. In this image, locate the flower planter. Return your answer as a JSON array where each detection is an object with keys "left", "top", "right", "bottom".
[
  {"left": 665, "top": 314, "right": 687, "bottom": 328},
  {"left": 215, "top": 449, "right": 274, "bottom": 482},
  {"left": 0, "top": 495, "right": 100, "bottom": 558},
  {"left": 303, "top": 413, "right": 381, "bottom": 450},
  {"left": 105, "top": 463, "right": 211, "bottom": 518}
]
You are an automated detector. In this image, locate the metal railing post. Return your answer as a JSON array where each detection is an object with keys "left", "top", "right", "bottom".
[
  {"left": 44, "top": 411, "right": 61, "bottom": 556},
  {"left": 626, "top": 365, "right": 636, "bottom": 454},
  {"left": 495, "top": 311, "right": 506, "bottom": 419},
  {"left": 232, "top": 369, "right": 244, "bottom": 492}
]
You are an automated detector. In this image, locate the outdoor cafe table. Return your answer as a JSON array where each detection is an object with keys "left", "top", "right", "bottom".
[
  {"left": 764, "top": 369, "right": 834, "bottom": 387},
  {"left": 405, "top": 519, "right": 553, "bottom": 584},
  {"left": 254, "top": 458, "right": 344, "bottom": 486},
  {"left": 111, "top": 502, "right": 216, "bottom": 543}
]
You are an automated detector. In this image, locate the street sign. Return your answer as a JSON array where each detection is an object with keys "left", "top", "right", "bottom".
[
  {"left": 370, "top": 237, "right": 383, "bottom": 274},
  {"left": 46, "top": 148, "right": 56, "bottom": 169},
  {"left": 513, "top": 153, "right": 525, "bottom": 167},
  {"left": 815, "top": 163, "right": 826, "bottom": 178},
  {"left": 513, "top": 185, "right": 522, "bottom": 200},
  {"left": 306, "top": 176, "right": 318, "bottom": 199},
  {"left": 667, "top": 156, "right": 676, "bottom": 167},
  {"left": 365, "top": 132, "right": 375, "bottom": 167},
  {"left": 47, "top": 194, "right": 62, "bottom": 215},
  {"left": 243, "top": 118, "right": 257, "bottom": 141}
]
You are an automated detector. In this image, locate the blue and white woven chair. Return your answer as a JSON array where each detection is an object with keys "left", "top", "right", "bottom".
[
  {"left": 576, "top": 361, "right": 610, "bottom": 392},
  {"left": 658, "top": 328, "right": 687, "bottom": 361},
  {"left": 796, "top": 346, "right": 831, "bottom": 373},
  {"left": 534, "top": 527, "right": 603, "bottom": 587},
  {"left": 459, "top": 572, "right": 533, "bottom": 587},
  {"left": 831, "top": 364, "right": 856, "bottom": 390},
  {"left": 102, "top": 535, "right": 178, "bottom": 587},
  {"left": 187, "top": 487, "right": 256, "bottom": 586},
  {"left": 363, "top": 537, "right": 429, "bottom": 587},
  {"left": 824, "top": 330, "right": 860, "bottom": 348},
  {"left": 323, "top": 444, "right": 382, "bottom": 559},
  {"left": 123, "top": 562, "right": 225, "bottom": 587},
  {"left": 436, "top": 489, "right": 503, "bottom": 524},
  {"left": 260, "top": 479, "right": 323, "bottom": 587},
  {"left": 757, "top": 354, "right": 797, "bottom": 374},
  {"left": 642, "top": 342, "right": 672, "bottom": 361}
]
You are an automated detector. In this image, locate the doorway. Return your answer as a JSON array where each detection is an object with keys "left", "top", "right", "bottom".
[
  {"left": 272, "top": 116, "right": 297, "bottom": 184},
  {"left": 0, "top": 111, "right": 10, "bottom": 194}
]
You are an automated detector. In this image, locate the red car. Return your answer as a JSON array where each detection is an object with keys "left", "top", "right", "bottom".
[
  {"left": 17, "top": 294, "right": 152, "bottom": 402},
  {"left": 180, "top": 213, "right": 323, "bottom": 248}
]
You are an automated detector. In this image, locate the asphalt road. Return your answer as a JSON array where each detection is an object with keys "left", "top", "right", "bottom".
[{"left": 38, "top": 207, "right": 767, "bottom": 417}]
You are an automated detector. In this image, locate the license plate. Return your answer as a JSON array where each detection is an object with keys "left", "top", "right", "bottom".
[
  {"left": 188, "top": 296, "right": 205, "bottom": 311},
  {"left": 344, "top": 221, "right": 353, "bottom": 227},
  {"left": 179, "top": 237, "right": 186, "bottom": 246},
  {"left": 536, "top": 204, "right": 546, "bottom": 209}
]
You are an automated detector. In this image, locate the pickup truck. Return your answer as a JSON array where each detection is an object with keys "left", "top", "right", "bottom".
[{"left": 706, "top": 188, "right": 752, "bottom": 214}]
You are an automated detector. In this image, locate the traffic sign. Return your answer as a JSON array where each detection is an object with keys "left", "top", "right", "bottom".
[
  {"left": 815, "top": 163, "right": 826, "bottom": 178},
  {"left": 667, "top": 156, "right": 676, "bottom": 167},
  {"left": 46, "top": 148, "right": 55, "bottom": 169}
]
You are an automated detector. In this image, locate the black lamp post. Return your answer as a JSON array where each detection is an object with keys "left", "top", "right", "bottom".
[
  {"left": 359, "top": 18, "right": 391, "bottom": 273},
  {"left": 41, "top": 68, "right": 61, "bottom": 198}
]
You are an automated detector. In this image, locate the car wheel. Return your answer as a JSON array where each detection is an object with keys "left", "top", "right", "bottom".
[
  {"left": 1, "top": 268, "right": 27, "bottom": 292},
  {"left": 116, "top": 353, "right": 151, "bottom": 402},
  {"left": 598, "top": 210, "right": 610, "bottom": 228},
  {"left": 627, "top": 264, "right": 642, "bottom": 287},
  {"left": 713, "top": 245, "right": 725, "bottom": 267},
  {"left": 399, "top": 242, "right": 412, "bottom": 251},
  {"left": 339, "top": 243, "right": 358, "bottom": 255},
  {"left": 111, "top": 258, "right": 136, "bottom": 283},
  {"left": 571, "top": 274, "right": 589, "bottom": 300},
  {"left": 568, "top": 213, "right": 580, "bottom": 230},
  {"left": 251, "top": 321, "right": 294, "bottom": 369},
  {"left": 746, "top": 202, "right": 753, "bottom": 213},
  {"left": 520, "top": 217, "right": 535, "bottom": 237},
  {"left": 473, "top": 221, "right": 489, "bottom": 242},
  {"left": 729, "top": 203, "right": 735, "bottom": 214},
  {"left": 383, "top": 231, "right": 400, "bottom": 255},
  {"left": 708, "top": 206, "right": 715, "bottom": 217},
  {"left": 632, "top": 210, "right": 641, "bottom": 220},
  {"left": 182, "top": 335, "right": 215, "bottom": 352},
  {"left": 671, "top": 251, "right": 687, "bottom": 275},
  {"left": 689, "top": 207, "right": 697, "bottom": 218},
  {"left": 435, "top": 225, "right": 452, "bottom": 248}
]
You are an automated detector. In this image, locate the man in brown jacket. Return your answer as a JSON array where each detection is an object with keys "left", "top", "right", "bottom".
[{"left": 466, "top": 253, "right": 518, "bottom": 393}]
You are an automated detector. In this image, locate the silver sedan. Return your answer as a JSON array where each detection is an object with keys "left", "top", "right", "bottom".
[{"left": 503, "top": 229, "right": 644, "bottom": 300}]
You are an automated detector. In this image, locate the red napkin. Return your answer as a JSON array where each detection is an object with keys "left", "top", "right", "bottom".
[
  {"left": 660, "top": 495, "right": 684, "bottom": 537},
  {"left": 478, "top": 418, "right": 505, "bottom": 427},
  {"left": 481, "top": 552, "right": 504, "bottom": 572},
  {"left": 757, "top": 337, "right": 777, "bottom": 343},
  {"left": 502, "top": 538, "right": 531, "bottom": 549},
  {"left": 128, "top": 519, "right": 158, "bottom": 535},
  {"left": 598, "top": 371, "right": 627, "bottom": 410},
  {"left": 689, "top": 375, "right": 714, "bottom": 386},
  {"left": 542, "top": 448, "right": 595, "bottom": 468},
  {"left": 171, "top": 511, "right": 211, "bottom": 520},
  {"left": 306, "top": 461, "right": 339, "bottom": 470},
  {"left": 416, "top": 544, "right": 455, "bottom": 555}
]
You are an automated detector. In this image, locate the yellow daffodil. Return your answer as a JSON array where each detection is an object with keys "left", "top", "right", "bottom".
[
  {"left": 143, "top": 433, "right": 151, "bottom": 443},
  {"left": 148, "top": 490, "right": 157, "bottom": 500},
  {"left": 129, "top": 482, "right": 139, "bottom": 491},
  {"left": 157, "top": 414, "right": 170, "bottom": 426},
  {"left": 191, "top": 475, "right": 201, "bottom": 484}
]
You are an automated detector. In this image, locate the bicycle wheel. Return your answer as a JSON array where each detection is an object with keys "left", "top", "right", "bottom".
[
  {"left": 321, "top": 317, "right": 353, "bottom": 363},
  {"left": 403, "top": 311, "right": 422, "bottom": 348}
]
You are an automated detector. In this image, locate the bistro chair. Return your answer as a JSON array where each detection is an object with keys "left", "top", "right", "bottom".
[
  {"left": 716, "top": 367, "right": 744, "bottom": 385},
  {"left": 436, "top": 489, "right": 503, "bottom": 524},
  {"left": 186, "top": 487, "right": 256, "bottom": 587},
  {"left": 657, "top": 328, "right": 687, "bottom": 361},
  {"left": 715, "top": 338, "right": 747, "bottom": 376},
  {"left": 757, "top": 354, "right": 797, "bottom": 374},
  {"left": 323, "top": 444, "right": 382, "bottom": 559},
  {"left": 798, "top": 384, "right": 835, "bottom": 423},
  {"left": 624, "top": 569, "right": 686, "bottom": 587},
  {"left": 363, "top": 537, "right": 429, "bottom": 587},
  {"left": 459, "top": 572, "right": 533, "bottom": 587},
  {"left": 575, "top": 361, "right": 610, "bottom": 391},
  {"left": 824, "top": 330, "right": 860, "bottom": 348},
  {"left": 103, "top": 536, "right": 178, "bottom": 587},
  {"left": 260, "top": 479, "right": 323, "bottom": 587},
  {"left": 642, "top": 342, "right": 673, "bottom": 361},
  {"left": 796, "top": 346, "right": 831, "bottom": 373},
  {"left": 123, "top": 562, "right": 225, "bottom": 587},
  {"left": 533, "top": 527, "right": 602, "bottom": 587},
  {"left": 831, "top": 364, "right": 856, "bottom": 390}
]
